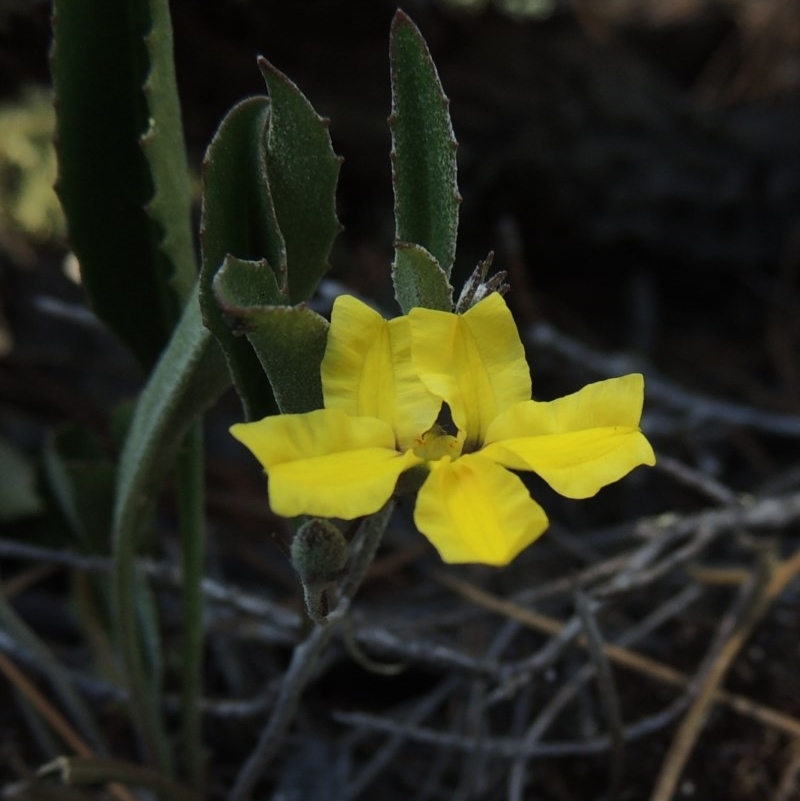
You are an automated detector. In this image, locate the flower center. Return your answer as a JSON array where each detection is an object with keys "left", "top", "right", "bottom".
[{"left": 412, "top": 423, "right": 462, "bottom": 462}]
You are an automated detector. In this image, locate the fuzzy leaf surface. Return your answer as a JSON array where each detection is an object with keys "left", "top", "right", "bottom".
[
  {"left": 392, "top": 241, "right": 453, "bottom": 314},
  {"left": 111, "top": 285, "right": 229, "bottom": 771},
  {"left": 389, "top": 10, "right": 459, "bottom": 281},
  {"left": 214, "top": 255, "right": 328, "bottom": 414},
  {"left": 139, "top": 0, "right": 196, "bottom": 304},
  {"left": 199, "top": 96, "right": 284, "bottom": 420},
  {"left": 258, "top": 57, "right": 343, "bottom": 303}
]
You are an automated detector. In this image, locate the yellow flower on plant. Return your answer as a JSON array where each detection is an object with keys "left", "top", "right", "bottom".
[{"left": 230, "top": 293, "right": 655, "bottom": 566}]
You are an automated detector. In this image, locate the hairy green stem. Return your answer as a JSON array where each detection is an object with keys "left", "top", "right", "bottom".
[
  {"left": 110, "top": 287, "right": 229, "bottom": 775},
  {"left": 177, "top": 423, "right": 206, "bottom": 793},
  {"left": 112, "top": 519, "right": 173, "bottom": 774},
  {"left": 228, "top": 500, "right": 395, "bottom": 801}
]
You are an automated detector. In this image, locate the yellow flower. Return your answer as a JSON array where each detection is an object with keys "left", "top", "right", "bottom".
[{"left": 231, "top": 293, "right": 655, "bottom": 566}]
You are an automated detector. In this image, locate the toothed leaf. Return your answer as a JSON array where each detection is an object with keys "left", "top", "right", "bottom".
[
  {"left": 258, "top": 57, "right": 343, "bottom": 303},
  {"left": 52, "top": 0, "right": 192, "bottom": 369},
  {"left": 139, "top": 0, "right": 196, "bottom": 304},
  {"left": 199, "top": 96, "right": 284, "bottom": 420}
]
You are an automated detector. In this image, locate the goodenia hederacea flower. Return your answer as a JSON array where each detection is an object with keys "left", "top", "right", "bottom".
[{"left": 230, "top": 293, "right": 655, "bottom": 566}]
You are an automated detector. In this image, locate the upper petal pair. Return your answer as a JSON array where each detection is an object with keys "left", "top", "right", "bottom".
[
  {"left": 321, "top": 295, "right": 439, "bottom": 450},
  {"left": 408, "top": 293, "right": 531, "bottom": 448}
]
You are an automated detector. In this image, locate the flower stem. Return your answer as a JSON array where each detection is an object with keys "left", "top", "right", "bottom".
[
  {"left": 177, "top": 422, "right": 206, "bottom": 793},
  {"left": 228, "top": 500, "right": 395, "bottom": 801}
]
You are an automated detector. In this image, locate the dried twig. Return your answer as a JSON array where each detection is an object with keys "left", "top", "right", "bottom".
[
  {"left": 650, "top": 545, "right": 800, "bottom": 801},
  {"left": 526, "top": 321, "right": 800, "bottom": 437},
  {"left": 435, "top": 570, "right": 800, "bottom": 741},
  {"left": 0, "top": 653, "right": 136, "bottom": 801},
  {"left": 334, "top": 700, "right": 687, "bottom": 759},
  {"left": 228, "top": 501, "right": 394, "bottom": 801}
]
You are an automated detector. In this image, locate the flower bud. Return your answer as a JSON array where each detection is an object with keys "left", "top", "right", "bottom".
[
  {"left": 291, "top": 518, "right": 349, "bottom": 585},
  {"left": 291, "top": 519, "right": 349, "bottom": 622}
]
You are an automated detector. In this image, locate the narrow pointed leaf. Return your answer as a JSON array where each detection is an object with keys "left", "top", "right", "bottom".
[
  {"left": 139, "top": 0, "right": 196, "bottom": 303},
  {"left": 0, "top": 439, "right": 42, "bottom": 521},
  {"left": 199, "top": 96, "right": 285, "bottom": 420},
  {"left": 214, "top": 256, "right": 329, "bottom": 413},
  {"left": 392, "top": 241, "right": 453, "bottom": 313},
  {"left": 52, "top": 0, "right": 191, "bottom": 369},
  {"left": 258, "top": 57, "right": 343, "bottom": 303},
  {"left": 42, "top": 427, "right": 116, "bottom": 553},
  {"left": 389, "top": 10, "right": 459, "bottom": 279}
]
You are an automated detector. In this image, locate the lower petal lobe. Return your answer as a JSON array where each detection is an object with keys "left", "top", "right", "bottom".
[{"left": 413, "top": 453, "right": 549, "bottom": 565}]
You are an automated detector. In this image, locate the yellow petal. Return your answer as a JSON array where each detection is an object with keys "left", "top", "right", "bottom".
[
  {"left": 269, "top": 448, "right": 419, "bottom": 519},
  {"left": 321, "top": 295, "right": 439, "bottom": 449},
  {"left": 487, "top": 374, "right": 647, "bottom": 437},
  {"left": 231, "top": 409, "right": 420, "bottom": 518},
  {"left": 410, "top": 293, "right": 531, "bottom": 449},
  {"left": 481, "top": 375, "right": 655, "bottom": 499},
  {"left": 413, "top": 454, "right": 549, "bottom": 565}
]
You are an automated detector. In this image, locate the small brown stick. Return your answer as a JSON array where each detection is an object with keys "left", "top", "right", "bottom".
[
  {"left": 0, "top": 650, "right": 94, "bottom": 758},
  {"left": 38, "top": 756, "right": 198, "bottom": 801},
  {"left": 0, "top": 651, "right": 136, "bottom": 801},
  {"left": 0, "top": 563, "right": 59, "bottom": 599},
  {"left": 772, "top": 739, "right": 800, "bottom": 801},
  {"left": 649, "top": 546, "right": 800, "bottom": 801},
  {"left": 434, "top": 569, "right": 800, "bottom": 741}
]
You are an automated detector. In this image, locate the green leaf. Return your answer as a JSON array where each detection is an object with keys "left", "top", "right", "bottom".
[
  {"left": 258, "top": 57, "right": 343, "bottom": 303},
  {"left": 0, "top": 439, "right": 42, "bottom": 521},
  {"left": 52, "top": 0, "right": 192, "bottom": 368},
  {"left": 214, "top": 256, "right": 329, "bottom": 413},
  {"left": 0, "top": 596, "right": 108, "bottom": 754},
  {"left": 392, "top": 241, "right": 453, "bottom": 313},
  {"left": 139, "top": 0, "right": 196, "bottom": 304},
  {"left": 389, "top": 10, "right": 460, "bottom": 282},
  {"left": 111, "top": 285, "right": 229, "bottom": 770},
  {"left": 41, "top": 426, "right": 116, "bottom": 553},
  {"left": 199, "top": 96, "right": 284, "bottom": 420},
  {"left": 201, "top": 64, "right": 342, "bottom": 417}
]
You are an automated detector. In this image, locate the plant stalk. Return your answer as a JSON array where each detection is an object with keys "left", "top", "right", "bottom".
[
  {"left": 228, "top": 500, "right": 395, "bottom": 801},
  {"left": 177, "top": 422, "right": 206, "bottom": 793}
]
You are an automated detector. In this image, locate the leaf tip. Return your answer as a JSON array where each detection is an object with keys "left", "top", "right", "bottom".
[{"left": 391, "top": 8, "right": 412, "bottom": 28}]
